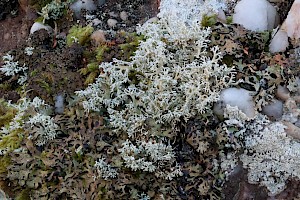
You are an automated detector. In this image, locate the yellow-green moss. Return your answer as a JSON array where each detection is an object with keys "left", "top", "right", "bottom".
[
  {"left": 201, "top": 14, "right": 217, "bottom": 27},
  {"left": 0, "top": 155, "right": 11, "bottom": 174},
  {"left": 66, "top": 25, "right": 94, "bottom": 46},
  {"left": 226, "top": 16, "right": 233, "bottom": 24},
  {"left": 0, "top": 99, "right": 17, "bottom": 127},
  {"left": 95, "top": 45, "right": 110, "bottom": 62},
  {"left": 15, "top": 188, "right": 31, "bottom": 200},
  {"left": 0, "top": 129, "right": 24, "bottom": 151}
]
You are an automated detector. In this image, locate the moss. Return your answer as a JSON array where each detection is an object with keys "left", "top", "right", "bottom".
[
  {"left": 222, "top": 55, "right": 234, "bottom": 67},
  {"left": 0, "top": 83, "right": 12, "bottom": 90},
  {"left": 78, "top": 62, "right": 100, "bottom": 85},
  {"left": 15, "top": 188, "right": 31, "bottom": 200},
  {"left": 0, "top": 99, "right": 17, "bottom": 127},
  {"left": 37, "top": 80, "right": 52, "bottom": 94},
  {"left": 0, "top": 129, "right": 24, "bottom": 151},
  {"left": 29, "top": 69, "right": 38, "bottom": 77},
  {"left": 226, "top": 16, "right": 233, "bottom": 24},
  {"left": 0, "top": 155, "right": 11, "bottom": 174},
  {"left": 117, "top": 32, "right": 144, "bottom": 61},
  {"left": 201, "top": 14, "right": 217, "bottom": 27},
  {"left": 95, "top": 45, "right": 110, "bottom": 62},
  {"left": 66, "top": 25, "right": 94, "bottom": 46},
  {"left": 0, "top": 99, "right": 25, "bottom": 158}
]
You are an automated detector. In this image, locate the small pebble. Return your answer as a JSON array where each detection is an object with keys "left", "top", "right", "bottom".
[
  {"left": 276, "top": 85, "right": 290, "bottom": 101},
  {"left": 262, "top": 99, "right": 283, "bottom": 120},
  {"left": 120, "top": 11, "right": 128, "bottom": 21},
  {"left": 282, "top": 121, "right": 300, "bottom": 140},
  {"left": 91, "top": 30, "right": 106, "bottom": 46},
  {"left": 107, "top": 18, "right": 118, "bottom": 28},
  {"left": 92, "top": 18, "right": 102, "bottom": 26},
  {"left": 108, "top": 11, "right": 118, "bottom": 18},
  {"left": 30, "top": 22, "right": 53, "bottom": 34},
  {"left": 4, "top": 33, "right": 10, "bottom": 40}
]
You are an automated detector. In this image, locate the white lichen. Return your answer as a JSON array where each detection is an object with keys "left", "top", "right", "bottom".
[
  {"left": 1, "top": 53, "right": 28, "bottom": 77},
  {"left": 76, "top": 0, "right": 235, "bottom": 138},
  {"left": 118, "top": 139, "right": 182, "bottom": 180},
  {"left": 0, "top": 97, "right": 58, "bottom": 147},
  {"left": 94, "top": 158, "right": 118, "bottom": 180},
  {"left": 222, "top": 105, "right": 300, "bottom": 196}
]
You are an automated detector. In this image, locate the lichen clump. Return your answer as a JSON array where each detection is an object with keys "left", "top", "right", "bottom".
[{"left": 76, "top": 0, "right": 234, "bottom": 138}]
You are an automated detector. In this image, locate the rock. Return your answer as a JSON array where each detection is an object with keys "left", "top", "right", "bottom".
[
  {"left": 145, "top": 17, "right": 159, "bottom": 24},
  {"left": 270, "top": 0, "right": 300, "bottom": 52},
  {"left": 213, "top": 88, "right": 255, "bottom": 118},
  {"left": 276, "top": 85, "right": 290, "bottom": 101},
  {"left": 283, "top": 0, "right": 300, "bottom": 39},
  {"left": 70, "top": 0, "right": 97, "bottom": 18},
  {"left": 107, "top": 18, "right": 118, "bottom": 28},
  {"left": 262, "top": 99, "right": 283, "bottom": 120},
  {"left": 217, "top": 9, "right": 226, "bottom": 22},
  {"left": 282, "top": 121, "right": 300, "bottom": 140},
  {"left": 233, "top": 0, "right": 279, "bottom": 31},
  {"left": 30, "top": 22, "right": 53, "bottom": 34},
  {"left": 120, "top": 11, "right": 128, "bottom": 21},
  {"left": 109, "top": 11, "right": 118, "bottom": 18},
  {"left": 55, "top": 94, "right": 64, "bottom": 114},
  {"left": 91, "top": 30, "right": 106, "bottom": 46},
  {"left": 269, "top": 29, "right": 289, "bottom": 53},
  {"left": 92, "top": 18, "right": 102, "bottom": 26},
  {"left": 4, "top": 33, "right": 10, "bottom": 40},
  {"left": 96, "top": 0, "right": 106, "bottom": 6}
]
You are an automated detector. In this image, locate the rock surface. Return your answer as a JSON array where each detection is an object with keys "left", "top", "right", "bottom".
[{"left": 233, "top": 0, "right": 279, "bottom": 31}]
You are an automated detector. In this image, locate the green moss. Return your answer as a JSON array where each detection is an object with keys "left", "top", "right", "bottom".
[
  {"left": 37, "top": 80, "right": 52, "bottom": 94},
  {"left": 222, "top": 55, "right": 234, "bottom": 67},
  {"left": 66, "top": 25, "right": 94, "bottom": 46},
  {"left": 34, "top": 16, "right": 44, "bottom": 23},
  {"left": 0, "top": 83, "right": 11, "bottom": 90},
  {"left": 0, "top": 99, "right": 17, "bottom": 127},
  {"left": 201, "top": 14, "right": 217, "bottom": 27},
  {"left": 30, "top": 69, "right": 38, "bottom": 77},
  {"left": 118, "top": 32, "right": 144, "bottom": 61},
  {"left": 0, "top": 155, "right": 11, "bottom": 174},
  {"left": 15, "top": 188, "right": 31, "bottom": 200},
  {"left": 0, "top": 129, "right": 24, "bottom": 151},
  {"left": 95, "top": 45, "right": 110, "bottom": 62},
  {"left": 226, "top": 16, "right": 233, "bottom": 24},
  {"left": 78, "top": 62, "right": 100, "bottom": 85}
]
